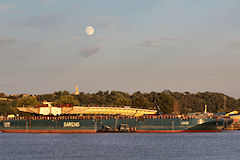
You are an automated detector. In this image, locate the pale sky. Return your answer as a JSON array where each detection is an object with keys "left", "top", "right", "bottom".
[{"left": 0, "top": 0, "right": 240, "bottom": 98}]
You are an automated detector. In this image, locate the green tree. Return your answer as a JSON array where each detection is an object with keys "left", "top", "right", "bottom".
[
  {"left": 54, "top": 95, "right": 79, "bottom": 106},
  {"left": 157, "top": 93, "right": 175, "bottom": 114},
  {"left": 109, "top": 91, "right": 132, "bottom": 106},
  {"left": 131, "top": 91, "right": 149, "bottom": 109},
  {"left": 37, "top": 94, "right": 55, "bottom": 102},
  {"left": 0, "top": 101, "right": 18, "bottom": 115},
  {"left": 17, "top": 97, "right": 40, "bottom": 107}
]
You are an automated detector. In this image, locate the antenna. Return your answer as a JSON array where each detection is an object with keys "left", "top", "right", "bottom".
[
  {"left": 153, "top": 97, "right": 161, "bottom": 115},
  {"left": 156, "top": 104, "right": 161, "bottom": 114}
]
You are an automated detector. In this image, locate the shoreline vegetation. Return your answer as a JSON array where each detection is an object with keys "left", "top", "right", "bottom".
[{"left": 0, "top": 90, "right": 239, "bottom": 116}]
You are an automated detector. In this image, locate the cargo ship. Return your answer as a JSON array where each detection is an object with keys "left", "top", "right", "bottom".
[{"left": 0, "top": 102, "right": 233, "bottom": 133}]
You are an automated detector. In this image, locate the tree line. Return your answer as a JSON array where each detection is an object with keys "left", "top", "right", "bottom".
[{"left": 0, "top": 90, "right": 240, "bottom": 116}]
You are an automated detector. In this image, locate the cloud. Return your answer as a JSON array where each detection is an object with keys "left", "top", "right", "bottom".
[
  {"left": 96, "top": 18, "right": 118, "bottom": 29},
  {"left": 13, "top": 14, "right": 64, "bottom": 30},
  {"left": 0, "top": 36, "right": 40, "bottom": 48},
  {"left": 0, "top": 83, "right": 19, "bottom": 88},
  {"left": 0, "top": 3, "right": 14, "bottom": 12},
  {"left": 228, "top": 40, "right": 240, "bottom": 50},
  {"left": 138, "top": 36, "right": 180, "bottom": 47},
  {"left": 0, "top": 36, "right": 41, "bottom": 56},
  {"left": 0, "top": 37, "right": 18, "bottom": 47},
  {"left": 78, "top": 46, "right": 102, "bottom": 57},
  {"left": 138, "top": 39, "right": 161, "bottom": 47},
  {"left": 39, "top": 0, "right": 55, "bottom": 6}
]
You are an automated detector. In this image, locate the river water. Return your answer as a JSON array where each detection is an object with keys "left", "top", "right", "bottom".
[{"left": 0, "top": 131, "right": 240, "bottom": 160}]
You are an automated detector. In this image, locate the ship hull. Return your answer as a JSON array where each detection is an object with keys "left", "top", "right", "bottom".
[
  {"left": 135, "top": 118, "right": 227, "bottom": 133},
  {"left": 0, "top": 130, "right": 96, "bottom": 133},
  {"left": 0, "top": 117, "right": 232, "bottom": 133},
  {"left": 0, "top": 119, "right": 96, "bottom": 133}
]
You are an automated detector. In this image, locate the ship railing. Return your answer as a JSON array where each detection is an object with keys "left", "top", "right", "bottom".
[{"left": 0, "top": 114, "right": 199, "bottom": 121}]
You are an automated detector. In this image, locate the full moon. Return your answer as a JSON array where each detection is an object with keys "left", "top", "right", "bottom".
[{"left": 85, "top": 26, "right": 94, "bottom": 35}]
